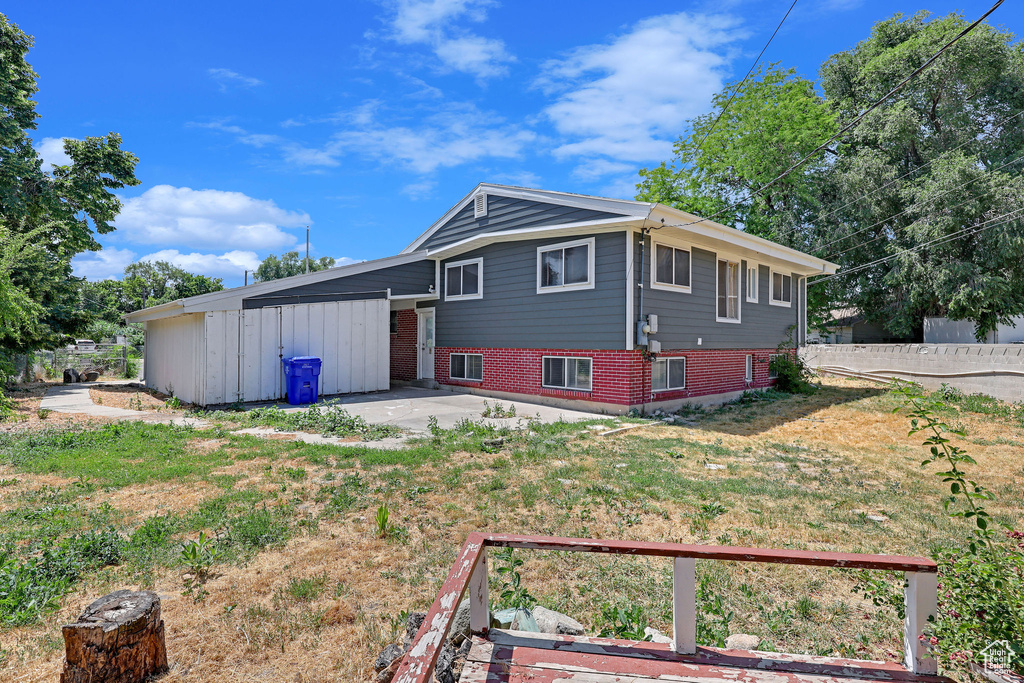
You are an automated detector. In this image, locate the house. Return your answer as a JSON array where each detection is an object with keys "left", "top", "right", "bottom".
[
  {"left": 125, "top": 184, "right": 838, "bottom": 412},
  {"left": 808, "top": 309, "right": 915, "bottom": 344}
]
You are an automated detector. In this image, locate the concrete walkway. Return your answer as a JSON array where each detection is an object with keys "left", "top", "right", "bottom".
[
  {"left": 39, "top": 384, "right": 209, "bottom": 427},
  {"left": 40, "top": 384, "right": 610, "bottom": 450}
]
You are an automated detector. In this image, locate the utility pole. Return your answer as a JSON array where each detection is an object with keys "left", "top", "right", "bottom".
[
  {"left": 244, "top": 270, "right": 248, "bottom": 286},
  {"left": 305, "top": 226, "right": 310, "bottom": 274}
]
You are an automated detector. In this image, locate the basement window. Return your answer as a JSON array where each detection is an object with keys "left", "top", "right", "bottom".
[
  {"left": 652, "top": 357, "right": 686, "bottom": 392},
  {"left": 390, "top": 310, "right": 398, "bottom": 334},
  {"left": 542, "top": 356, "right": 592, "bottom": 391},
  {"left": 445, "top": 258, "right": 483, "bottom": 301},
  {"left": 745, "top": 354, "right": 753, "bottom": 382},
  {"left": 450, "top": 353, "right": 483, "bottom": 381},
  {"left": 768, "top": 353, "right": 783, "bottom": 379}
]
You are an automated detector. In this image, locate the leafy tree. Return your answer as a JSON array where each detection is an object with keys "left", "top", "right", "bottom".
[
  {"left": 254, "top": 252, "right": 336, "bottom": 282},
  {"left": 121, "top": 261, "right": 223, "bottom": 311},
  {"left": 636, "top": 64, "right": 837, "bottom": 250},
  {"left": 819, "top": 11, "right": 1024, "bottom": 339},
  {"left": 0, "top": 13, "right": 140, "bottom": 351}
]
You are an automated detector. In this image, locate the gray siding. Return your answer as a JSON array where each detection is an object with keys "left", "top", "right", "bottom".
[
  {"left": 424, "top": 232, "right": 626, "bottom": 350},
  {"left": 635, "top": 235, "right": 799, "bottom": 350},
  {"left": 420, "top": 195, "right": 626, "bottom": 250},
  {"left": 243, "top": 260, "right": 434, "bottom": 309}
]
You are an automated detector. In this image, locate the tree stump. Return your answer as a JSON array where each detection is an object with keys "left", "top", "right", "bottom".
[{"left": 61, "top": 590, "right": 168, "bottom": 683}]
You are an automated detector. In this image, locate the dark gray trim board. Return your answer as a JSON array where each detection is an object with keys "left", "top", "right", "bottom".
[{"left": 242, "top": 260, "right": 435, "bottom": 309}]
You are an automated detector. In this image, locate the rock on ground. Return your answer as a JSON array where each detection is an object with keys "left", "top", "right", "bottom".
[
  {"left": 532, "top": 606, "right": 585, "bottom": 636},
  {"left": 725, "top": 633, "right": 761, "bottom": 650}
]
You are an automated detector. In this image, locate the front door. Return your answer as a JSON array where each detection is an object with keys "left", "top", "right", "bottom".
[{"left": 417, "top": 308, "right": 435, "bottom": 379}]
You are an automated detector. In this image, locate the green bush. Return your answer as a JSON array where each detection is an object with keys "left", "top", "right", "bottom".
[
  {"left": 768, "top": 352, "right": 816, "bottom": 394},
  {"left": 0, "top": 528, "right": 125, "bottom": 626},
  {"left": 236, "top": 401, "right": 401, "bottom": 441}
]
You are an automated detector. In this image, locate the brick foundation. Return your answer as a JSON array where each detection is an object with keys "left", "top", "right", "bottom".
[
  {"left": 432, "top": 346, "right": 781, "bottom": 408},
  {"left": 389, "top": 309, "right": 418, "bottom": 382}
]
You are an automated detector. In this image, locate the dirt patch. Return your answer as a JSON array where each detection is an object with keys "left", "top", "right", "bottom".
[
  {"left": 88, "top": 385, "right": 190, "bottom": 413},
  {"left": 1, "top": 382, "right": 115, "bottom": 434}
]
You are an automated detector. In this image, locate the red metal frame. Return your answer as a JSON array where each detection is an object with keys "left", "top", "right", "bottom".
[{"left": 392, "top": 533, "right": 937, "bottom": 683}]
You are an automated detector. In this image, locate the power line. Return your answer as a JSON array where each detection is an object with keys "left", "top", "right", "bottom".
[
  {"left": 809, "top": 207, "right": 1024, "bottom": 286},
  {"left": 817, "top": 152, "right": 1024, "bottom": 260},
  {"left": 664, "top": 0, "right": 1006, "bottom": 233},
  {"left": 688, "top": 0, "right": 799, "bottom": 158},
  {"left": 806, "top": 109, "right": 1024, "bottom": 244}
]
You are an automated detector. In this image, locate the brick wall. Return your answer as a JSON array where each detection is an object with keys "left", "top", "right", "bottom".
[
  {"left": 434, "top": 346, "right": 779, "bottom": 407},
  {"left": 389, "top": 309, "right": 418, "bottom": 381}
]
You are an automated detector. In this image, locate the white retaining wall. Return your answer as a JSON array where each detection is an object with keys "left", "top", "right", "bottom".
[{"left": 801, "top": 344, "right": 1024, "bottom": 403}]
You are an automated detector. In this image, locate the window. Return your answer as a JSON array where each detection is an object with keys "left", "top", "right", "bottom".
[
  {"left": 771, "top": 271, "right": 793, "bottom": 307},
  {"left": 716, "top": 258, "right": 741, "bottom": 322},
  {"left": 746, "top": 264, "right": 759, "bottom": 303},
  {"left": 652, "top": 357, "right": 686, "bottom": 392},
  {"left": 537, "top": 238, "right": 594, "bottom": 293},
  {"left": 390, "top": 310, "right": 398, "bottom": 334},
  {"left": 449, "top": 353, "right": 483, "bottom": 381},
  {"left": 768, "top": 353, "right": 782, "bottom": 379},
  {"left": 474, "top": 193, "right": 487, "bottom": 218},
  {"left": 652, "top": 242, "right": 691, "bottom": 291},
  {"left": 745, "top": 354, "right": 753, "bottom": 383},
  {"left": 445, "top": 258, "right": 482, "bottom": 301},
  {"left": 542, "top": 356, "right": 592, "bottom": 391}
]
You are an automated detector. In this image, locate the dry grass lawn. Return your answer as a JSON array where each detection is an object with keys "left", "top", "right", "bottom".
[{"left": 0, "top": 377, "right": 1021, "bottom": 681}]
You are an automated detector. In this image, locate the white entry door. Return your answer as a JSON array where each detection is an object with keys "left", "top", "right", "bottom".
[{"left": 417, "top": 308, "right": 435, "bottom": 379}]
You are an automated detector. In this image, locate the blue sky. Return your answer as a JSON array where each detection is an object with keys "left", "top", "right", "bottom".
[{"left": 11, "top": 0, "right": 1021, "bottom": 286}]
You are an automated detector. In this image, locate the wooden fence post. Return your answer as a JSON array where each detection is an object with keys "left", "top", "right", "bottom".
[
  {"left": 903, "top": 571, "right": 938, "bottom": 675},
  {"left": 468, "top": 547, "right": 489, "bottom": 633},
  {"left": 672, "top": 557, "right": 696, "bottom": 654}
]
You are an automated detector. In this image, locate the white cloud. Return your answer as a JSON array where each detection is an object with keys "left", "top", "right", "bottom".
[
  {"left": 38, "top": 137, "right": 72, "bottom": 172},
  {"left": 572, "top": 159, "right": 636, "bottom": 182},
  {"left": 329, "top": 102, "right": 536, "bottom": 173},
  {"left": 382, "top": 0, "right": 514, "bottom": 79},
  {"left": 140, "top": 249, "right": 261, "bottom": 278},
  {"left": 114, "top": 185, "right": 311, "bottom": 251},
  {"left": 208, "top": 68, "right": 263, "bottom": 91},
  {"left": 402, "top": 179, "right": 437, "bottom": 199},
  {"left": 71, "top": 247, "right": 137, "bottom": 280},
  {"left": 538, "top": 12, "right": 746, "bottom": 163}
]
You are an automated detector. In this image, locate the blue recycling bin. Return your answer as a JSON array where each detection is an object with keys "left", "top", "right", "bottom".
[{"left": 282, "top": 356, "right": 322, "bottom": 405}]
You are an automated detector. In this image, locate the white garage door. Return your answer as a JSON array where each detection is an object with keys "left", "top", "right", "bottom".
[{"left": 202, "top": 300, "right": 390, "bottom": 405}]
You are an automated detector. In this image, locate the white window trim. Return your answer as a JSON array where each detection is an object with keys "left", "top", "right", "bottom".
[
  {"left": 769, "top": 353, "right": 783, "bottom": 379},
  {"left": 770, "top": 269, "right": 793, "bottom": 308},
  {"left": 449, "top": 352, "right": 483, "bottom": 382},
  {"left": 536, "top": 237, "right": 596, "bottom": 294},
  {"left": 746, "top": 262, "right": 759, "bottom": 303},
  {"left": 541, "top": 355, "right": 593, "bottom": 392},
  {"left": 745, "top": 354, "right": 753, "bottom": 383},
  {"left": 650, "top": 239, "right": 692, "bottom": 293},
  {"left": 444, "top": 257, "right": 483, "bottom": 301},
  {"left": 652, "top": 356, "right": 687, "bottom": 392},
  {"left": 715, "top": 254, "right": 742, "bottom": 324}
]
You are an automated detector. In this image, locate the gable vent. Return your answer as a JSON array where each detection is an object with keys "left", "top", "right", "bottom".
[{"left": 473, "top": 193, "right": 487, "bottom": 218}]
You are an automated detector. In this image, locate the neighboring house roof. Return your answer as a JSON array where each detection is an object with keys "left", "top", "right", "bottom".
[{"left": 126, "top": 183, "right": 838, "bottom": 323}]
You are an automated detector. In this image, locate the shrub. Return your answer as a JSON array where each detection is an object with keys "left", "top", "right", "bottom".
[
  {"left": 894, "top": 381, "right": 1024, "bottom": 675},
  {"left": 768, "top": 351, "right": 816, "bottom": 394}
]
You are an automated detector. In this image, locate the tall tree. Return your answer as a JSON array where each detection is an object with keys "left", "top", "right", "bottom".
[
  {"left": 254, "top": 252, "right": 336, "bottom": 282},
  {"left": 818, "top": 11, "right": 1024, "bottom": 338},
  {"left": 121, "top": 261, "right": 223, "bottom": 311},
  {"left": 636, "top": 64, "right": 838, "bottom": 251},
  {"left": 0, "top": 13, "right": 140, "bottom": 351}
]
